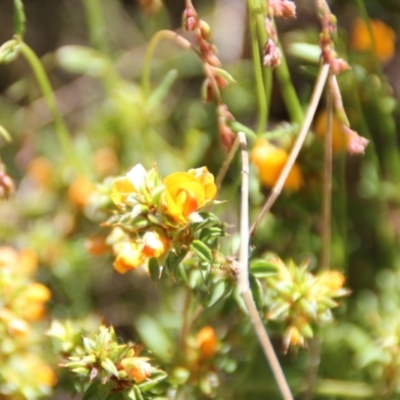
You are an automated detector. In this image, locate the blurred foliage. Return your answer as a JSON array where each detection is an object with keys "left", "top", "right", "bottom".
[{"left": 0, "top": 0, "right": 400, "bottom": 399}]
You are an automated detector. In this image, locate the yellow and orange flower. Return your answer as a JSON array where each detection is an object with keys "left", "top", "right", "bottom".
[
  {"left": 163, "top": 167, "right": 217, "bottom": 223},
  {"left": 251, "top": 139, "right": 302, "bottom": 190},
  {"left": 119, "top": 357, "right": 153, "bottom": 383},
  {"left": 113, "top": 241, "right": 145, "bottom": 274},
  {"left": 142, "top": 231, "right": 169, "bottom": 258},
  {"left": 196, "top": 326, "right": 218, "bottom": 360},
  {"left": 350, "top": 18, "right": 396, "bottom": 63},
  {"left": 111, "top": 164, "right": 148, "bottom": 206}
]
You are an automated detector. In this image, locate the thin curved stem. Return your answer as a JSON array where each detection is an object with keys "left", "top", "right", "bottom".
[
  {"left": 250, "top": 63, "right": 330, "bottom": 236},
  {"left": 141, "top": 30, "right": 200, "bottom": 97},
  {"left": 19, "top": 40, "right": 83, "bottom": 173},
  {"left": 237, "top": 131, "right": 294, "bottom": 400}
]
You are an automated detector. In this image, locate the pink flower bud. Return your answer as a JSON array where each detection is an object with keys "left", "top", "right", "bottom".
[
  {"left": 342, "top": 126, "right": 369, "bottom": 154},
  {"left": 183, "top": 7, "right": 197, "bottom": 31},
  {"left": 263, "top": 39, "right": 281, "bottom": 68}
]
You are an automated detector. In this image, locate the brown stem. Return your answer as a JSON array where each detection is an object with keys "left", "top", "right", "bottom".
[
  {"left": 237, "top": 131, "right": 294, "bottom": 400},
  {"left": 249, "top": 63, "right": 330, "bottom": 236}
]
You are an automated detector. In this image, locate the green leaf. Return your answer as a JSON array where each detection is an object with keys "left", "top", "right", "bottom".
[
  {"left": 135, "top": 315, "right": 174, "bottom": 364},
  {"left": 101, "top": 358, "right": 119, "bottom": 377},
  {"left": 147, "top": 69, "right": 179, "bottom": 109},
  {"left": 56, "top": 45, "right": 111, "bottom": 77},
  {"left": 190, "top": 240, "right": 213, "bottom": 264},
  {"left": 13, "top": 0, "right": 26, "bottom": 36},
  {"left": 250, "top": 259, "right": 278, "bottom": 277},
  {"left": 249, "top": 274, "right": 264, "bottom": 309},
  {"left": 148, "top": 258, "right": 160, "bottom": 282},
  {"left": 0, "top": 125, "right": 12, "bottom": 142},
  {"left": 204, "top": 279, "right": 231, "bottom": 308},
  {"left": 82, "top": 381, "right": 114, "bottom": 400}
]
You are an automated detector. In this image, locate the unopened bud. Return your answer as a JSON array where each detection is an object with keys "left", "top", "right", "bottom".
[
  {"left": 199, "top": 20, "right": 211, "bottom": 40},
  {"left": 201, "top": 78, "right": 214, "bottom": 102},
  {"left": 263, "top": 39, "right": 281, "bottom": 68},
  {"left": 342, "top": 126, "right": 369, "bottom": 154},
  {"left": 264, "top": 18, "right": 277, "bottom": 40},
  {"left": 183, "top": 7, "right": 197, "bottom": 31},
  {"left": 269, "top": 0, "right": 296, "bottom": 19}
]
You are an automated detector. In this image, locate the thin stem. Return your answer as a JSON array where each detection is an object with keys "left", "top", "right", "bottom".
[
  {"left": 255, "top": 11, "right": 272, "bottom": 126},
  {"left": 250, "top": 63, "right": 330, "bottom": 236},
  {"left": 19, "top": 40, "right": 83, "bottom": 173},
  {"left": 320, "top": 75, "right": 333, "bottom": 271},
  {"left": 215, "top": 135, "right": 241, "bottom": 189},
  {"left": 247, "top": 0, "right": 268, "bottom": 134},
  {"left": 82, "top": 0, "right": 108, "bottom": 54},
  {"left": 237, "top": 131, "right": 294, "bottom": 400},
  {"left": 275, "top": 42, "right": 304, "bottom": 124},
  {"left": 141, "top": 30, "right": 200, "bottom": 97}
]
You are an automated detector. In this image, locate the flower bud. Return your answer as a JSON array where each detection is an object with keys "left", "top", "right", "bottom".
[
  {"left": 183, "top": 7, "right": 197, "bottom": 31},
  {"left": 263, "top": 39, "right": 281, "bottom": 68}
]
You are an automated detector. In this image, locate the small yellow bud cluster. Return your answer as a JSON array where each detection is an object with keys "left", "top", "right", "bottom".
[
  {"left": 56, "top": 324, "right": 165, "bottom": 393},
  {"left": 105, "top": 164, "right": 217, "bottom": 274},
  {"left": 262, "top": 255, "right": 349, "bottom": 350},
  {"left": 0, "top": 246, "right": 56, "bottom": 398}
]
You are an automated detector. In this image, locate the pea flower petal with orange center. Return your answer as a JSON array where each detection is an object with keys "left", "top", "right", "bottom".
[
  {"left": 113, "top": 241, "right": 145, "bottom": 274},
  {"left": 111, "top": 177, "right": 136, "bottom": 205},
  {"left": 188, "top": 167, "right": 217, "bottom": 201},
  {"left": 164, "top": 170, "right": 216, "bottom": 223},
  {"left": 142, "top": 231, "right": 169, "bottom": 258}
]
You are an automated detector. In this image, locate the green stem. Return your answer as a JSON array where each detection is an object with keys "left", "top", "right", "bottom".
[
  {"left": 141, "top": 30, "right": 196, "bottom": 98},
  {"left": 19, "top": 40, "right": 83, "bottom": 173},
  {"left": 275, "top": 44, "right": 304, "bottom": 124},
  {"left": 247, "top": 0, "right": 267, "bottom": 134},
  {"left": 255, "top": 12, "right": 273, "bottom": 127},
  {"left": 82, "top": 0, "right": 108, "bottom": 54}
]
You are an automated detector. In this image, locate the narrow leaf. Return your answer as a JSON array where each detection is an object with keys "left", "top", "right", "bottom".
[
  {"left": 147, "top": 69, "right": 179, "bottom": 109},
  {"left": 13, "top": 0, "right": 26, "bottom": 36},
  {"left": 190, "top": 240, "right": 213, "bottom": 264}
]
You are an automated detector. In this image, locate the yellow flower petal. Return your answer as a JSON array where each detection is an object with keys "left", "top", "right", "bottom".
[
  {"left": 113, "top": 242, "right": 145, "bottom": 274},
  {"left": 111, "top": 177, "right": 136, "bottom": 205},
  {"left": 251, "top": 139, "right": 302, "bottom": 191}
]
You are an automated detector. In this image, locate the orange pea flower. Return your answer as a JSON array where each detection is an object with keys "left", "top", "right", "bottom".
[
  {"left": 119, "top": 357, "right": 153, "bottom": 383},
  {"left": 68, "top": 176, "right": 96, "bottom": 208},
  {"left": 163, "top": 168, "right": 217, "bottom": 223},
  {"left": 142, "top": 231, "right": 169, "bottom": 258},
  {"left": 196, "top": 326, "right": 218, "bottom": 360},
  {"left": 350, "top": 18, "right": 396, "bottom": 63},
  {"left": 251, "top": 139, "right": 302, "bottom": 190},
  {"left": 113, "top": 241, "right": 145, "bottom": 274}
]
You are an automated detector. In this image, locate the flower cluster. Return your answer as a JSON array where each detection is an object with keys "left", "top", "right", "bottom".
[
  {"left": 316, "top": 0, "right": 350, "bottom": 74},
  {"left": 261, "top": 255, "right": 349, "bottom": 350},
  {"left": 50, "top": 323, "right": 166, "bottom": 395},
  {"left": 251, "top": 138, "right": 302, "bottom": 190},
  {"left": 263, "top": 1, "right": 296, "bottom": 68},
  {"left": 0, "top": 246, "right": 56, "bottom": 398},
  {"left": 105, "top": 164, "right": 218, "bottom": 274}
]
